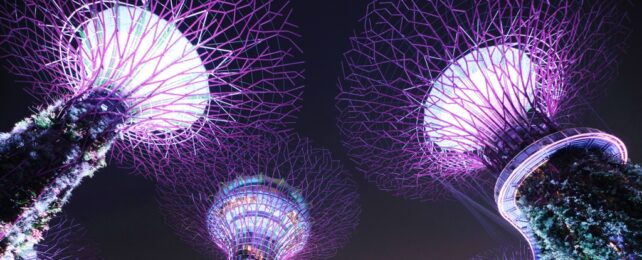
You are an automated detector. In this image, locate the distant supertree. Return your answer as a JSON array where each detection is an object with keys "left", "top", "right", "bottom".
[
  {"left": 0, "top": 0, "right": 302, "bottom": 256},
  {"left": 337, "top": 0, "right": 635, "bottom": 259},
  {"left": 471, "top": 243, "right": 532, "bottom": 260},
  {"left": 158, "top": 135, "right": 360, "bottom": 259}
]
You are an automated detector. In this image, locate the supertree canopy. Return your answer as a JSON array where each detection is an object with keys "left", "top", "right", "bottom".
[
  {"left": 337, "top": 0, "right": 626, "bottom": 200},
  {"left": 0, "top": 0, "right": 302, "bottom": 257},
  {"left": 338, "top": 0, "right": 635, "bottom": 259},
  {"left": 208, "top": 175, "right": 310, "bottom": 260},
  {"left": 158, "top": 135, "right": 360, "bottom": 259}
]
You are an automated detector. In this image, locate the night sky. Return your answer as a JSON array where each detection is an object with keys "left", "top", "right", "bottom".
[{"left": 1, "top": 1, "right": 642, "bottom": 259}]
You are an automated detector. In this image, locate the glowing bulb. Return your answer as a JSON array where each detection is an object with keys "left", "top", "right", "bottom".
[
  {"left": 79, "top": 6, "right": 210, "bottom": 133},
  {"left": 424, "top": 45, "right": 536, "bottom": 151}
]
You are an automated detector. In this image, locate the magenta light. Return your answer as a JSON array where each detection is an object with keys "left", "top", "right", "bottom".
[
  {"left": 33, "top": 216, "right": 100, "bottom": 260},
  {"left": 494, "top": 128, "right": 628, "bottom": 259},
  {"left": 158, "top": 134, "right": 360, "bottom": 259},
  {"left": 424, "top": 45, "right": 537, "bottom": 152},
  {"left": 1, "top": 0, "right": 303, "bottom": 175},
  {"left": 337, "top": 0, "right": 626, "bottom": 199},
  {"left": 72, "top": 4, "right": 211, "bottom": 136},
  {"left": 207, "top": 175, "right": 311, "bottom": 259},
  {"left": 0, "top": 0, "right": 302, "bottom": 256}
]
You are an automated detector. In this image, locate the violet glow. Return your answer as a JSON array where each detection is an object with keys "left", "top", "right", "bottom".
[
  {"left": 75, "top": 5, "right": 210, "bottom": 134},
  {"left": 424, "top": 45, "right": 536, "bottom": 152},
  {"left": 159, "top": 135, "right": 359, "bottom": 260},
  {"left": 0, "top": 0, "right": 301, "bottom": 256},
  {"left": 337, "top": 0, "right": 625, "bottom": 199},
  {"left": 494, "top": 128, "right": 628, "bottom": 258},
  {"left": 338, "top": 1, "right": 628, "bottom": 258},
  {"left": 1, "top": 0, "right": 303, "bottom": 171},
  {"left": 31, "top": 216, "right": 100, "bottom": 260},
  {"left": 208, "top": 175, "right": 310, "bottom": 260}
]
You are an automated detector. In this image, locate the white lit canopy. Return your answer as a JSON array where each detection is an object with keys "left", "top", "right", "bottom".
[
  {"left": 423, "top": 45, "right": 537, "bottom": 152},
  {"left": 79, "top": 6, "right": 210, "bottom": 134}
]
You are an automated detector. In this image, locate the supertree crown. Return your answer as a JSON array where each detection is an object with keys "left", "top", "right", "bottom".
[
  {"left": 69, "top": 4, "right": 211, "bottom": 137},
  {"left": 158, "top": 134, "right": 360, "bottom": 260},
  {"left": 337, "top": 0, "right": 627, "bottom": 199},
  {"left": 0, "top": 0, "right": 302, "bottom": 256},
  {"left": 0, "top": 0, "right": 303, "bottom": 173},
  {"left": 208, "top": 175, "right": 310, "bottom": 260},
  {"left": 424, "top": 44, "right": 539, "bottom": 153}
]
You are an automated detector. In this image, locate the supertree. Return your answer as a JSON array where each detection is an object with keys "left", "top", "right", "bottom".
[
  {"left": 471, "top": 243, "right": 532, "bottom": 260},
  {"left": 158, "top": 134, "right": 360, "bottom": 260},
  {"left": 337, "top": 0, "right": 635, "bottom": 259},
  {"left": 0, "top": 0, "right": 302, "bottom": 257}
]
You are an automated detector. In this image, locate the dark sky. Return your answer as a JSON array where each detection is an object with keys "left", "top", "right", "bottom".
[{"left": 1, "top": 1, "right": 642, "bottom": 259}]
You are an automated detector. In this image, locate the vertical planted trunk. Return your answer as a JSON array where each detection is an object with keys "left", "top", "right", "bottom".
[
  {"left": 517, "top": 148, "right": 642, "bottom": 259},
  {"left": 0, "top": 90, "right": 126, "bottom": 257}
]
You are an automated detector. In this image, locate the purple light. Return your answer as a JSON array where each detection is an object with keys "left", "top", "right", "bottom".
[
  {"left": 14, "top": 215, "right": 100, "bottom": 259},
  {"left": 73, "top": 4, "right": 211, "bottom": 135},
  {"left": 337, "top": 0, "right": 626, "bottom": 199},
  {"left": 494, "top": 128, "right": 627, "bottom": 259},
  {"left": 207, "top": 175, "right": 310, "bottom": 259},
  {"left": 1, "top": 0, "right": 304, "bottom": 172},
  {"left": 424, "top": 45, "right": 537, "bottom": 152},
  {"left": 0, "top": 0, "right": 302, "bottom": 256},
  {"left": 158, "top": 135, "right": 359, "bottom": 259}
]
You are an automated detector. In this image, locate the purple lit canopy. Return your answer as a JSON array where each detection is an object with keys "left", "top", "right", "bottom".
[
  {"left": 0, "top": 0, "right": 302, "bottom": 256},
  {"left": 337, "top": 0, "right": 626, "bottom": 199},
  {"left": 0, "top": 0, "right": 303, "bottom": 178},
  {"left": 158, "top": 134, "right": 360, "bottom": 260}
]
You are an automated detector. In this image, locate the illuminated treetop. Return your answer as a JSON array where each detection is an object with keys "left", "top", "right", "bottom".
[
  {"left": 158, "top": 134, "right": 360, "bottom": 259},
  {"left": 208, "top": 175, "right": 311, "bottom": 260},
  {"left": 337, "top": 0, "right": 627, "bottom": 199},
  {"left": 0, "top": 0, "right": 303, "bottom": 178},
  {"left": 0, "top": 0, "right": 302, "bottom": 256}
]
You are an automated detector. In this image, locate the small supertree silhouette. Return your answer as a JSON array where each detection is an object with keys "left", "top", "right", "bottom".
[
  {"left": 158, "top": 134, "right": 360, "bottom": 260},
  {"left": 0, "top": 0, "right": 302, "bottom": 256},
  {"left": 337, "top": 0, "right": 634, "bottom": 259}
]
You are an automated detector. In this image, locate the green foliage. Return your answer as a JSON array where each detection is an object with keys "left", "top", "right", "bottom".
[
  {"left": 33, "top": 114, "right": 52, "bottom": 129},
  {"left": 517, "top": 148, "right": 642, "bottom": 259}
]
